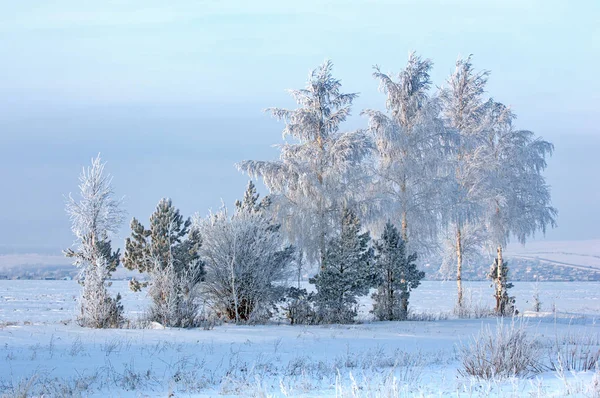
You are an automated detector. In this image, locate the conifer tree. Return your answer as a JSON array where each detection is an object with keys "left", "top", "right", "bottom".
[
  {"left": 310, "top": 208, "right": 373, "bottom": 323},
  {"left": 372, "top": 221, "right": 423, "bottom": 321},
  {"left": 123, "top": 198, "right": 203, "bottom": 327},
  {"left": 123, "top": 198, "right": 203, "bottom": 281}
]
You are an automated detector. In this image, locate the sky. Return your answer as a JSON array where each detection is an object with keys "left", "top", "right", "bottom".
[{"left": 0, "top": 0, "right": 598, "bottom": 253}]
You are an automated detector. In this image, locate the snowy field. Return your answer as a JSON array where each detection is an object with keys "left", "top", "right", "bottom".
[{"left": 1, "top": 281, "right": 600, "bottom": 397}]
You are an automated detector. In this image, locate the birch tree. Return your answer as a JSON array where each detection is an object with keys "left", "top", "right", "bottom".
[
  {"left": 479, "top": 101, "right": 556, "bottom": 313},
  {"left": 363, "top": 52, "right": 446, "bottom": 255},
  {"left": 439, "top": 56, "right": 491, "bottom": 308},
  {"left": 238, "top": 61, "right": 372, "bottom": 269},
  {"left": 64, "top": 154, "right": 125, "bottom": 328}
]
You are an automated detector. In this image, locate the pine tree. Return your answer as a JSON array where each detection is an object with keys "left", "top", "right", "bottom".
[
  {"left": 123, "top": 198, "right": 203, "bottom": 281},
  {"left": 64, "top": 154, "right": 125, "bottom": 328},
  {"left": 123, "top": 198, "right": 204, "bottom": 327},
  {"left": 310, "top": 208, "right": 373, "bottom": 324},
  {"left": 488, "top": 259, "right": 516, "bottom": 316},
  {"left": 371, "top": 222, "right": 423, "bottom": 321}
]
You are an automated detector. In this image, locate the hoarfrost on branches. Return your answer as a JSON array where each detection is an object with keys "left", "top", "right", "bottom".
[
  {"left": 197, "top": 182, "right": 295, "bottom": 323},
  {"left": 363, "top": 52, "right": 446, "bottom": 256},
  {"left": 238, "top": 61, "right": 373, "bottom": 268},
  {"left": 64, "top": 154, "right": 125, "bottom": 328}
]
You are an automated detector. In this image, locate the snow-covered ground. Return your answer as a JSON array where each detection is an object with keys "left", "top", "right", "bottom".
[{"left": 1, "top": 281, "right": 600, "bottom": 397}]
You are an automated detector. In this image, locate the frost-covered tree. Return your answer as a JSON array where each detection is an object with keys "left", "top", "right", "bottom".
[
  {"left": 238, "top": 61, "right": 372, "bottom": 269},
  {"left": 64, "top": 154, "right": 125, "bottom": 328},
  {"left": 310, "top": 208, "right": 373, "bottom": 324},
  {"left": 198, "top": 182, "right": 295, "bottom": 323},
  {"left": 439, "top": 56, "right": 491, "bottom": 308},
  {"left": 363, "top": 53, "right": 445, "bottom": 254},
  {"left": 372, "top": 221, "right": 423, "bottom": 321},
  {"left": 479, "top": 101, "right": 556, "bottom": 313},
  {"left": 123, "top": 198, "right": 203, "bottom": 327}
]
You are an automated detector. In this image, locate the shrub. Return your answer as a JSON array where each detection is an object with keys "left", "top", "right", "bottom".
[{"left": 458, "top": 319, "right": 544, "bottom": 379}]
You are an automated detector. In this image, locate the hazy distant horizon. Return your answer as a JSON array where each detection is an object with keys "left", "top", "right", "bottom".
[{"left": 1, "top": 1, "right": 598, "bottom": 253}]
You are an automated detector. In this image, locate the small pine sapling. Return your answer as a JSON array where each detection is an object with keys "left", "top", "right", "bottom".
[
  {"left": 371, "top": 221, "right": 423, "bottom": 321},
  {"left": 310, "top": 208, "right": 373, "bottom": 324}
]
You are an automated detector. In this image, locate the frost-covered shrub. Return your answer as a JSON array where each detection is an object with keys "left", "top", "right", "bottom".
[
  {"left": 77, "top": 258, "right": 124, "bottom": 328},
  {"left": 548, "top": 332, "right": 600, "bottom": 372},
  {"left": 145, "top": 259, "right": 203, "bottom": 328},
  {"left": 459, "top": 320, "right": 544, "bottom": 379},
  {"left": 282, "top": 287, "right": 316, "bottom": 325},
  {"left": 310, "top": 209, "right": 373, "bottom": 324},
  {"left": 198, "top": 183, "right": 295, "bottom": 323}
]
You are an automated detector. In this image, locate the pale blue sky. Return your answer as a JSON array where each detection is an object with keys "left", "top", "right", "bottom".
[{"left": 0, "top": 0, "right": 598, "bottom": 252}]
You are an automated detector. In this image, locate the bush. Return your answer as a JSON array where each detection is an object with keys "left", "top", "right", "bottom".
[
  {"left": 146, "top": 260, "right": 203, "bottom": 328},
  {"left": 282, "top": 287, "right": 316, "bottom": 325},
  {"left": 458, "top": 319, "right": 544, "bottom": 379},
  {"left": 198, "top": 201, "right": 294, "bottom": 323},
  {"left": 548, "top": 331, "right": 600, "bottom": 372},
  {"left": 77, "top": 258, "right": 124, "bottom": 328}
]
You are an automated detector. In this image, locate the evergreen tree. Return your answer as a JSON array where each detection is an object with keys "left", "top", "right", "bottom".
[
  {"left": 123, "top": 198, "right": 203, "bottom": 283},
  {"left": 123, "top": 198, "right": 204, "bottom": 327},
  {"left": 310, "top": 208, "right": 373, "bottom": 324},
  {"left": 488, "top": 259, "right": 516, "bottom": 316},
  {"left": 372, "top": 221, "right": 423, "bottom": 321}
]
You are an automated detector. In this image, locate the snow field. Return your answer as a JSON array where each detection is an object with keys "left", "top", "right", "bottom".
[{"left": 1, "top": 281, "right": 600, "bottom": 397}]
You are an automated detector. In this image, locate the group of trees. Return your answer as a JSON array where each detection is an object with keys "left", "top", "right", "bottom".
[
  {"left": 65, "top": 52, "right": 555, "bottom": 328},
  {"left": 240, "top": 53, "right": 555, "bottom": 316}
]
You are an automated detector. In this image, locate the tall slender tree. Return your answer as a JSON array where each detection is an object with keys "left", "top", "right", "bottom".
[
  {"left": 363, "top": 52, "right": 445, "bottom": 255},
  {"left": 65, "top": 154, "right": 125, "bottom": 328},
  {"left": 238, "top": 61, "right": 372, "bottom": 269},
  {"left": 479, "top": 101, "right": 556, "bottom": 313},
  {"left": 439, "top": 56, "right": 491, "bottom": 308}
]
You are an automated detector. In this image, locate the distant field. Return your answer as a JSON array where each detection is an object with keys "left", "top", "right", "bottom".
[{"left": 506, "top": 239, "right": 600, "bottom": 271}]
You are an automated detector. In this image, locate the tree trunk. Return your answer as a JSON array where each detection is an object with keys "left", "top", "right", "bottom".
[
  {"left": 401, "top": 211, "right": 408, "bottom": 242},
  {"left": 456, "top": 226, "right": 463, "bottom": 308},
  {"left": 495, "top": 245, "right": 503, "bottom": 314},
  {"left": 388, "top": 269, "right": 394, "bottom": 321}
]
